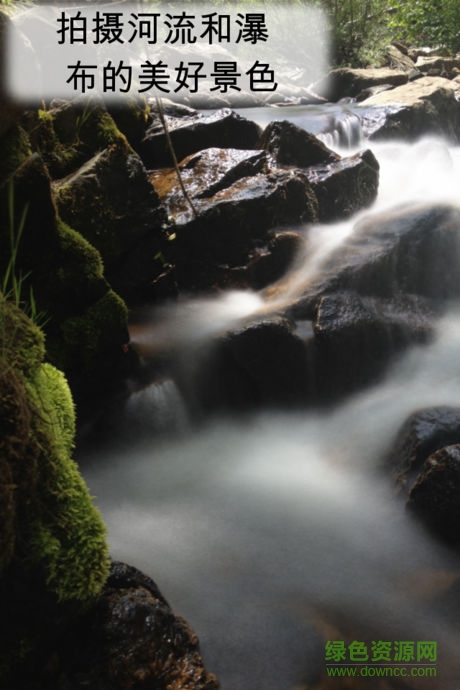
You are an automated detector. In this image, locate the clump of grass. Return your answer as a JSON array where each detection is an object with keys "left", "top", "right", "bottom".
[{"left": 2, "top": 180, "right": 47, "bottom": 327}]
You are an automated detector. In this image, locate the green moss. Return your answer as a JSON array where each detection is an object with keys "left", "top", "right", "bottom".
[
  {"left": 0, "top": 125, "right": 32, "bottom": 188},
  {"left": 0, "top": 298, "right": 110, "bottom": 602},
  {"left": 21, "top": 109, "right": 81, "bottom": 179},
  {"left": 60, "top": 289, "right": 128, "bottom": 368},
  {"left": 25, "top": 363, "right": 110, "bottom": 600},
  {"left": 54, "top": 139, "right": 136, "bottom": 270},
  {"left": 0, "top": 295, "right": 45, "bottom": 377},
  {"left": 56, "top": 219, "right": 105, "bottom": 284}
]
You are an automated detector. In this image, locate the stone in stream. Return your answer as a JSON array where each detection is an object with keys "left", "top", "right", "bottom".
[
  {"left": 408, "top": 446, "right": 460, "bottom": 546},
  {"left": 260, "top": 119, "right": 379, "bottom": 221},
  {"left": 260, "top": 119, "right": 340, "bottom": 167},
  {"left": 360, "top": 76, "right": 460, "bottom": 143},
  {"left": 388, "top": 406, "right": 460, "bottom": 489},
  {"left": 311, "top": 66, "right": 409, "bottom": 102},
  {"left": 386, "top": 408, "right": 460, "bottom": 544},
  {"left": 139, "top": 108, "right": 262, "bottom": 168},
  {"left": 285, "top": 203, "right": 460, "bottom": 321},
  {"left": 11, "top": 561, "right": 220, "bottom": 690},
  {"left": 184, "top": 316, "right": 312, "bottom": 413},
  {"left": 311, "top": 291, "right": 434, "bottom": 402},
  {"left": 305, "top": 148, "right": 380, "bottom": 222},
  {"left": 151, "top": 146, "right": 318, "bottom": 290}
]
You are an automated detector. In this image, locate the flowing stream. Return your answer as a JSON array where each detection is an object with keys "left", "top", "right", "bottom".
[{"left": 81, "top": 112, "right": 460, "bottom": 690}]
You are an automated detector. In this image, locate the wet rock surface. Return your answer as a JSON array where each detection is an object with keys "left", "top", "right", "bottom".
[
  {"left": 312, "top": 291, "right": 434, "bottom": 402},
  {"left": 149, "top": 118, "right": 380, "bottom": 290},
  {"left": 151, "top": 146, "right": 318, "bottom": 290},
  {"left": 5, "top": 562, "right": 219, "bottom": 690},
  {"left": 139, "top": 108, "right": 262, "bottom": 168},
  {"left": 306, "top": 148, "right": 379, "bottom": 222},
  {"left": 260, "top": 119, "right": 339, "bottom": 167}
]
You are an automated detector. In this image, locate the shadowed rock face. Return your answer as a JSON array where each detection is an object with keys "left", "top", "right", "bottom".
[
  {"left": 150, "top": 118, "right": 379, "bottom": 291},
  {"left": 4, "top": 562, "right": 220, "bottom": 690},
  {"left": 388, "top": 407, "right": 460, "bottom": 485}
]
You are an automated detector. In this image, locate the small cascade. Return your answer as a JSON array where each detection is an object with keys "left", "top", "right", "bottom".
[
  {"left": 123, "top": 379, "right": 189, "bottom": 438},
  {"left": 317, "top": 108, "right": 364, "bottom": 149}
]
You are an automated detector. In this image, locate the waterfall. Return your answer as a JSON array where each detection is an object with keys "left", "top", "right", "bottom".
[{"left": 82, "top": 117, "right": 460, "bottom": 690}]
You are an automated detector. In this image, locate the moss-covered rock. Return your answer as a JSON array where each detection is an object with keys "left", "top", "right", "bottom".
[
  {"left": 21, "top": 98, "right": 130, "bottom": 181},
  {"left": 0, "top": 147, "right": 131, "bottom": 403},
  {"left": 54, "top": 139, "right": 167, "bottom": 300},
  {"left": 57, "top": 289, "right": 128, "bottom": 372},
  {"left": 0, "top": 296, "right": 110, "bottom": 683},
  {"left": 0, "top": 297, "right": 110, "bottom": 599}
]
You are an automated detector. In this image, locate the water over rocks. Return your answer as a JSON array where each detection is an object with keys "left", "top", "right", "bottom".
[{"left": 4, "top": 42, "right": 460, "bottom": 690}]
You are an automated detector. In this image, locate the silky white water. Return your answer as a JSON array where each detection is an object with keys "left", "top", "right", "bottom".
[{"left": 82, "top": 129, "right": 460, "bottom": 689}]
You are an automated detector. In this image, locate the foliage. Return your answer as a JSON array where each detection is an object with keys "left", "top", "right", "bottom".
[
  {"left": 312, "top": 0, "right": 393, "bottom": 66},
  {"left": 389, "top": 0, "right": 460, "bottom": 53},
  {"left": 311, "top": 0, "right": 460, "bottom": 65}
]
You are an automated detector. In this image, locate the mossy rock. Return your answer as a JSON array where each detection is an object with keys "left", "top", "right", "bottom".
[
  {"left": 54, "top": 139, "right": 166, "bottom": 298},
  {"left": 0, "top": 297, "right": 110, "bottom": 683},
  {"left": 106, "top": 94, "right": 151, "bottom": 150},
  {"left": 0, "top": 297, "right": 110, "bottom": 600},
  {"left": 21, "top": 99, "right": 128, "bottom": 180},
  {"left": 57, "top": 288, "right": 128, "bottom": 373},
  {"left": 21, "top": 109, "right": 83, "bottom": 180}
]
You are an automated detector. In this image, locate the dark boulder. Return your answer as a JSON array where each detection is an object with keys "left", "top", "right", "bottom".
[
  {"left": 6, "top": 561, "right": 220, "bottom": 690},
  {"left": 260, "top": 119, "right": 339, "bottom": 167},
  {"left": 407, "top": 445, "right": 460, "bottom": 545},
  {"left": 247, "top": 231, "right": 305, "bottom": 290},
  {"left": 259, "top": 120, "right": 379, "bottom": 222},
  {"left": 306, "top": 148, "right": 379, "bottom": 222},
  {"left": 139, "top": 108, "right": 262, "bottom": 168},
  {"left": 388, "top": 406, "right": 460, "bottom": 491},
  {"left": 187, "top": 316, "right": 312, "bottom": 413},
  {"left": 151, "top": 147, "right": 318, "bottom": 290},
  {"left": 312, "top": 291, "right": 434, "bottom": 402}
]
